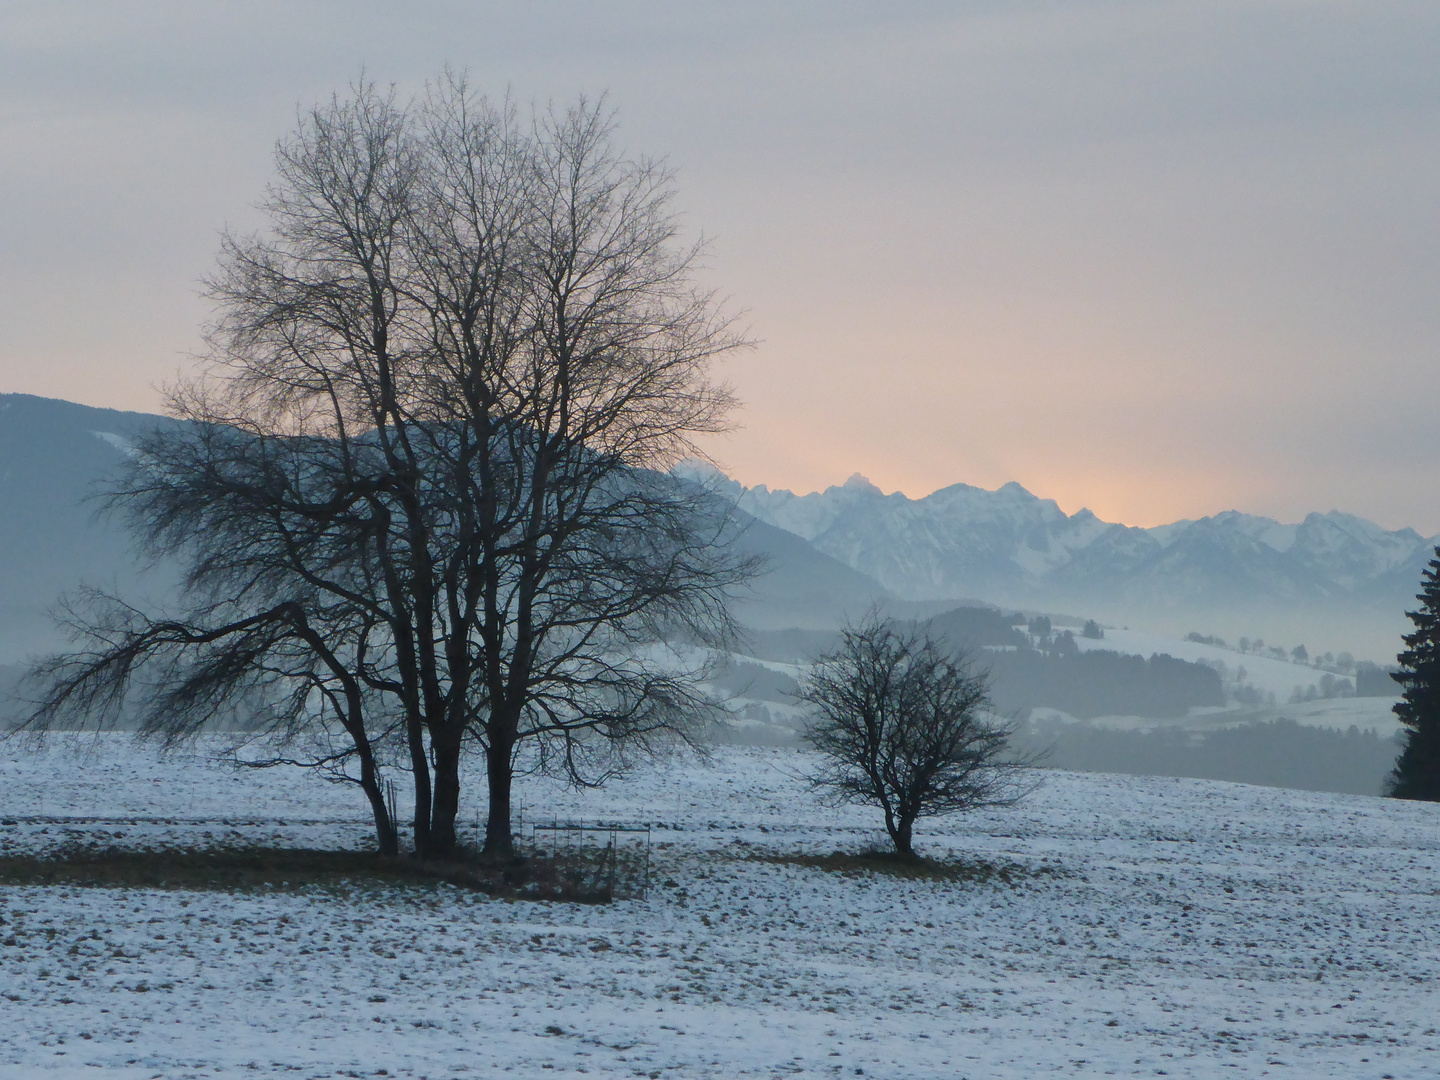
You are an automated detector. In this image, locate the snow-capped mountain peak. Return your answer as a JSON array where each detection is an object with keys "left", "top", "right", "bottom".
[{"left": 734, "top": 473, "right": 1434, "bottom": 653}]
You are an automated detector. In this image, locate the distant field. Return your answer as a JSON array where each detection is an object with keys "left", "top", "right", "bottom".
[
  {"left": 1076, "top": 628, "right": 1394, "bottom": 706},
  {"left": 1, "top": 739, "right": 1437, "bottom": 1077}
]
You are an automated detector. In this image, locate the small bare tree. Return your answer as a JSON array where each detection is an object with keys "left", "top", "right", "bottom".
[{"left": 800, "top": 616, "right": 1025, "bottom": 860}]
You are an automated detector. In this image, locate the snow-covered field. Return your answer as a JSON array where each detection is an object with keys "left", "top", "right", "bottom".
[
  {"left": 1068, "top": 627, "right": 1405, "bottom": 736},
  {"left": 2, "top": 738, "right": 1439, "bottom": 1078},
  {"left": 1030, "top": 696, "right": 1404, "bottom": 739}
]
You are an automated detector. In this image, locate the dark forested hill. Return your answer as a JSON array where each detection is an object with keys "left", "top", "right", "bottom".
[{"left": 984, "top": 647, "right": 1225, "bottom": 719}]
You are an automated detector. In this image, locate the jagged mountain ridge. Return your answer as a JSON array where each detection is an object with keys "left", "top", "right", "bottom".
[{"left": 732, "top": 472, "right": 1431, "bottom": 654}]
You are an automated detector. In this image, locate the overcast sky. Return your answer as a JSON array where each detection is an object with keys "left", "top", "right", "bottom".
[{"left": 3, "top": 1, "right": 1439, "bottom": 530}]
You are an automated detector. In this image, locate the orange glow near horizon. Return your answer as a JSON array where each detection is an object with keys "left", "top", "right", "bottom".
[{"left": 4, "top": 5, "right": 1440, "bottom": 535}]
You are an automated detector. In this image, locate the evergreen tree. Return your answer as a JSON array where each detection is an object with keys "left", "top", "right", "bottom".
[{"left": 1388, "top": 547, "right": 1440, "bottom": 800}]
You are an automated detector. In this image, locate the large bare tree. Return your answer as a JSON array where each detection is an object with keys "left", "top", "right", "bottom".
[{"left": 24, "top": 75, "right": 752, "bottom": 860}]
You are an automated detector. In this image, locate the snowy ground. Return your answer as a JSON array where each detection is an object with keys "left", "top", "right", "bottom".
[
  {"left": 1030, "top": 696, "right": 1403, "bottom": 738},
  {"left": 2, "top": 738, "right": 1439, "bottom": 1078}
]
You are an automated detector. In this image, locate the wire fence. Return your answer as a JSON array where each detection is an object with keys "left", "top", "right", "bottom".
[{"left": 529, "top": 819, "right": 653, "bottom": 900}]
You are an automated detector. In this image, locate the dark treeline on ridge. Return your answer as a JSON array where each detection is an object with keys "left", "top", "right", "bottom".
[
  {"left": 743, "top": 605, "right": 1225, "bottom": 720},
  {"left": 984, "top": 650, "right": 1224, "bottom": 720}
]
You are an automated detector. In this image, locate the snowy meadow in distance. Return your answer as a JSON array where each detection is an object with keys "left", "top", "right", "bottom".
[{"left": 1, "top": 741, "right": 1438, "bottom": 1078}]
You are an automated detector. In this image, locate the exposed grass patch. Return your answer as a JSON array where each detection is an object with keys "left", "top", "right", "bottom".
[
  {"left": 746, "top": 848, "right": 1064, "bottom": 885},
  {"left": 0, "top": 845, "right": 627, "bottom": 902}
]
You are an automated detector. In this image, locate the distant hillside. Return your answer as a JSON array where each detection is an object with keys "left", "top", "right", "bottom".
[
  {"left": 722, "top": 511, "right": 893, "bottom": 630},
  {"left": 0, "top": 394, "right": 915, "bottom": 663},
  {"left": 1016, "top": 716, "right": 1402, "bottom": 797},
  {"left": 0, "top": 394, "right": 182, "bottom": 661}
]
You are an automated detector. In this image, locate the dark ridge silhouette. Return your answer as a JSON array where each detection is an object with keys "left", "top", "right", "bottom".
[{"left": 1019, "top": 716, "right": 1401, "bottom": 796}]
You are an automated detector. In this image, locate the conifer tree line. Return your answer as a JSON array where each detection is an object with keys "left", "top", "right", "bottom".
[
  {"left": 1388, "top": 546, "right": 1440, "bottom": 800},
  {"left": 22, "top": 74, "right": 753, "bottom": 859}
]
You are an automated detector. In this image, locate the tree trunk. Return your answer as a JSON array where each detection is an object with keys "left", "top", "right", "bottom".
[
  {"left": 407, "top": 718, "right": 433, "bottom": 857},
  {"left": 429, "top": 734, "right": 463, "bottom": 857},
  {"left": 357, "top": 754, "right": 398, "bottom": 857},
  {"left": 482, "top": 728, "right": 517, "bottom": 863},
  {"left": 362, "top": 785, "right": 397, "bottom": 857},
  {"left": 891, "top": 815, "right": 917, "bottom": 861}
]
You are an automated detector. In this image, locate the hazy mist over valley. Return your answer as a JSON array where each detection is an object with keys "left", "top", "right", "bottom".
[{"left": 0, "top": 392, "right": 1411, "bottom": 797}]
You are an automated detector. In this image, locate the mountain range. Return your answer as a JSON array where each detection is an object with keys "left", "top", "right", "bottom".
[
  {"left": 725, "top": 472, "right": 1429, "bottom": 658},
  {"left": 0, "top": 392, "right": 1427, "bottom": 664}
]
